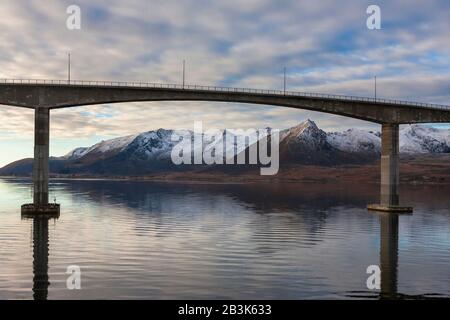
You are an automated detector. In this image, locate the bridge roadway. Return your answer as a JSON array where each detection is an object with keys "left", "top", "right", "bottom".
[{"left": 1, "top": 79, "right": 450, "bottom": 214}]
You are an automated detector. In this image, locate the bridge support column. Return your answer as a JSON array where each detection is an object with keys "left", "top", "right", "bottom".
[
  {"left": 21, "top": 108, "right": 60, "bottom": 216},
  {"left": 368, "top": 123, "right": 412, "bottom": 213},
  {"left": 380, "top": 123, "right": 399, "bottom": 207},
  {"left": 34, "top": 107, "right": 50, "bottom": 206}
]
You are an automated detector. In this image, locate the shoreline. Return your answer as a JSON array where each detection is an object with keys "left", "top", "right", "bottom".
[{"left": 2, "top": 154, "right": 450, "bottom": 185}]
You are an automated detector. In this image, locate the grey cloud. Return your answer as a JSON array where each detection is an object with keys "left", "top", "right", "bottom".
[{"left": 0, "top": 0, "right": 449, "bottom": 144}]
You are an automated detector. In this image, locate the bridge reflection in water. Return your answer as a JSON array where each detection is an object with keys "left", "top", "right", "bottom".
[
  {"left": 379, "top": 213, "right": 399, "bottom": 299},
  {"left": 23, "top": 209, "right": 404, "bottom": 300},
  {"left": 24, "top": 215, "right": 58, "bottom": 301}
]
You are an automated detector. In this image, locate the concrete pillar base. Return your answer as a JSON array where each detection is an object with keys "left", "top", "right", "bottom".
[
  {"left": 21, "top": 203, "right": 60, "bottom": 218},
  {"left": 367, "top": 204, "right": 413, "bottom": 214}
]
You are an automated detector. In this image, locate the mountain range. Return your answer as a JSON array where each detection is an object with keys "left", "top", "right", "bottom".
[{"left": 1, "top": 120, "right": 449, "bottom": 176}]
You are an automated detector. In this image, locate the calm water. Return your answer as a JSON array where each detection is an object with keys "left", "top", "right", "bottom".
[{"left": 0, "top": 178, "right": 449, "bottom": 300}]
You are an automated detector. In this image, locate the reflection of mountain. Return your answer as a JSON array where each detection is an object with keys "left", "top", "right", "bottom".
[
  {"left": 1, "top": 121, "right": 449, "bottom": 176},
  {"left": 51, "top": 178, "right": 412, "bottom": 257},
  {"left": 58, "top": 180, "right": 368, "bottom": 252},
  {"left": 60, "top": 179, "right": 376, "bottom": 212}
]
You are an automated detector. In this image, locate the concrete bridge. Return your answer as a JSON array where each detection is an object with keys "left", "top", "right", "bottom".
[{"left": 1, "top": 79, "right": 450, "bottom": 214}]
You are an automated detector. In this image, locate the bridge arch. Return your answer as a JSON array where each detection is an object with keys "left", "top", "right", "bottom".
[{"left": 1, "top": 81, "right": 449, "bottom": 124}]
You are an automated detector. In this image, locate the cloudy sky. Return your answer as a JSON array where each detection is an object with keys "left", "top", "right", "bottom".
[{"left": 0, "top": 0, "right": 449, "bottom": 166}]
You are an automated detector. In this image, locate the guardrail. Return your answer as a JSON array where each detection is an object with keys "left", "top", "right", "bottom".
[{"left": 1, "top": 78, "right": 449, "bottom": 111}]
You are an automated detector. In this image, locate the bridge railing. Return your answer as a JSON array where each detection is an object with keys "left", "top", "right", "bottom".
[{"left": 0, "top": 78, "right": 449, "bottom": 111}]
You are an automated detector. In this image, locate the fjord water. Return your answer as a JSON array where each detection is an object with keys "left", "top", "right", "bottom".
[{"left": 0, "top": 178, "right": 449, "bottom": 299}]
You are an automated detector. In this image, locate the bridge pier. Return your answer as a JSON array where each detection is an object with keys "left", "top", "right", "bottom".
[
  {"left": 368, "top": 123, "right": 412, "bottom": 213},
  {"left": 34, "top": 107, "right": 50, "bottom": 206},
  {"left": 21, "top": 107, "right": 60, "bottom": 216}
]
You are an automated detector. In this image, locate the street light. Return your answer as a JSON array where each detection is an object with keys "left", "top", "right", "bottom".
[
  {"left": 182, "top": 60, "right": 185, "bottom": 89},
  {"left": 374, "top": 76, "right": 377, "bottom": 100},
  {"left": 68, "top": 52, "right": 71, "bottom": 84}
]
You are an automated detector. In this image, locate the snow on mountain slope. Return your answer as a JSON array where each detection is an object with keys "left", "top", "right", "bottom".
[
  {"left": 327, "top": 124, "right": 450, "bottom": 154},
  {"left": 205, "top": 128, "right": 269, "bottom": 162},
  {"left": 62, "top": 147, "right": 89, "bottom": 160},
  {"left": 281, "top": 119, "right": 330, "bottom": 150},
  {"left": 327, "top": 129, "right": 381, "bottom": 154},
  {"left": 122, "top": 128, "right": 269, "bottom": 163},
  {"left": 121, "top": 129, "right": 185, "bottom": 161},
  {"left": 62, "top": 120, "right": 332, "bottom": 165},
  {"left": 63, "top": 134, "right": 139, "bottom": 160},
  {"left": 61, "top": 123, "right": 450, "bottom": 165},
  {"left": 277, "top": 119, "right": 377, "bottom": 165},
  {"left": 86, "top": 134, "right": 139, "bottom": 154},
  {"left": 399, "top": 124, "right": 450, "bottom": 153}
]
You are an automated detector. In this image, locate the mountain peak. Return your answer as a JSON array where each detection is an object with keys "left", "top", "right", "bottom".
[
  {"left": 305, "top": 118, "right": 317, "bottom": 126},
  {"left": 297, "top": 119, "right": 318, "bottom": 130},
  {"left": 280, "top": 120, "right": 329, "bottom": 156},
  {"left": 285, "top": 119, "right": 321, "bottom": 138}
]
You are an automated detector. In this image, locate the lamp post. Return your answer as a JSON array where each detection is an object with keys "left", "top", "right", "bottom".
[
  {"left": 375, "top": 76, "right": 377, "bottom": 100},
  {"left": 182, "top": 60, "right": 185, "bottom": 89},
  {"left": 68, "top": 53, "right": 71, "bottom": 84}
]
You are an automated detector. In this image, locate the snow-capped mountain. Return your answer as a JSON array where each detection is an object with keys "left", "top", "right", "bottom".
[
  {"left": 280, "top": 119, "right": 329, "bottom": 150},
  {"left": 1, "top": 120, "right": 449, "bottom": 176},
  {"left": 59, "top": 120, "right": 450, "bottom": 171},
  {"left": 64, "top": 128, "right": 268, "bottom": 164},
  {"left": 399, "top": 124, "right": 450, "bottom": 153},
  {"left": 327, "top": 124, "right": 450, "bottom": 154},
  {"left": 278, "top": 120, "right": 373, "bottom": 165},
  {"left": 115, "top": 129, "right": 182, "bottom": 162},
  {"left": 327, "top": 129, "right": 381, "bottom": 154},
  {"left": 62, "top": 134, "right": 139, "bottom": 162}
]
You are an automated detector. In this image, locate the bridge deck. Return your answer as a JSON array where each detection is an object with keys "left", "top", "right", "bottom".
[{"left": 1, "top": 78, "right": 449, "bottom": 112}]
